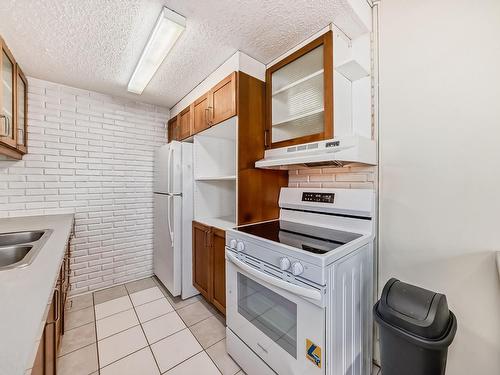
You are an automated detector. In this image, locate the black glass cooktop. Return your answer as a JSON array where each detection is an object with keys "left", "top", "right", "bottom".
[{"left": 236, "top": 220, "right": 362, "bottom": 255}]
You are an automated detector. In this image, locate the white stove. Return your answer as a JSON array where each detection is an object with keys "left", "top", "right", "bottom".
[{"left": 225, "top": 188, "right": 375, "bottom": 375}]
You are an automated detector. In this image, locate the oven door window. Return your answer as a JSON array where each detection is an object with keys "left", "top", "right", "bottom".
[{"left": 237, "top": 273, "right": 297, "bottom": 358}]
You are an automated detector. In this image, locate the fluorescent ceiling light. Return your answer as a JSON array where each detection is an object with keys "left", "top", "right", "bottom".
[{"left": 127, "top": 7, "right": 186, "bottom": 94}]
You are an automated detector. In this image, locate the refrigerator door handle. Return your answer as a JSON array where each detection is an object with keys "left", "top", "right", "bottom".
[
  {"left": 166, "top": 195, "right": 174, "bottom": 245},
  {"left": 167, "top": 146, "right": 174, "bottom": 193}
]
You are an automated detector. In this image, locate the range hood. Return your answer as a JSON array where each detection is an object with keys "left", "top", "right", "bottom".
[{"left": 255, "top": 135, "right": 377, "bottom": 169}]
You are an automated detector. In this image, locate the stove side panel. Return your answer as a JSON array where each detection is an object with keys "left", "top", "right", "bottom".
[{"left": 326, "top": 243, "right": 373, "bottom": 375}]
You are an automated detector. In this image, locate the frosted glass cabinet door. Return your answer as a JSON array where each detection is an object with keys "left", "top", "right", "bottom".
[
  {"left": 266, "top": 31, "right": 333, "bottom": 149},
  {"left": 0, "top": 47, "right": 16, "bottom": 148}
]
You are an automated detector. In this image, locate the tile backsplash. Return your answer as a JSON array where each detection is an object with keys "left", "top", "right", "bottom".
[
  {"left": 0, "top": 77, "right": 169, "bottom": 295},
  {"left": 288, "top": 164, "right": 376, "bottom": 189}
]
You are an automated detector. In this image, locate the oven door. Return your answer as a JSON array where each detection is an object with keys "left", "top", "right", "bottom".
[{"left": 226, "top": 250, "right": 325, "bottom": 375}]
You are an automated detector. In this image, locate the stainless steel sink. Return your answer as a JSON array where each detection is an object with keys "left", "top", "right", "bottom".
[
  {"left": 0, "top": 229, "right": 52, "bottom": 270},
  {"left": 0, "top": 230, "right": 45, "bottom": 247},
  {"left": 0, "top": 245, "right": 33, "bottom": 268}
]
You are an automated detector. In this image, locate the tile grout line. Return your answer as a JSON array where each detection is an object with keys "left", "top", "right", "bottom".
[
  {"left": 204, "top": 337, "right": 232, "bottom": 375},
  {"left": 127, "top": 284, "right": 164, "bottom": 374},
  {"left": 57, "top": 341, "right": 97, "bottom": 360},
  {"left": 92, "top": 292, "right": 101, "bottom": 375},
  {"left": 97, "top": 321, "right": 142, "bottom": 342},
  {"left": 99, "top": 345, "right": 150, "bottom": 371},
  {"left": 182, "top": 311, "right": 224, "bottom": 374},
  {"left": 96, "top": 290, "right": 152, "bottom": 371},
  {"left": 149, "top": 278, "right": 222, "bottom": 374}
]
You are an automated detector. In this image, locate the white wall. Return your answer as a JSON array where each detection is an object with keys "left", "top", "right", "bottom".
[
  {"left": 0, "top": 78, "right": 169, "bottom": 295},
  {"left": 379, "top": 0, "right": 500, "bottom": 373}
]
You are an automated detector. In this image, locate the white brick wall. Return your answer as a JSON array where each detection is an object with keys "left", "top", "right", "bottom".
[
  {"left": 0, "top": 78, "right": 169, "bottom": 295},
  {"left": 288, "top": 165, "right": 377, "bottom": 189}
]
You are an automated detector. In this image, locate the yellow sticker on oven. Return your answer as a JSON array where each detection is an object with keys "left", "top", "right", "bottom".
[{"left": 306, "top": 339, "right": 322, "bottom": 368}]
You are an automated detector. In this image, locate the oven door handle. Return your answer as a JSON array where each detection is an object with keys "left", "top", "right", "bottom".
[{"left": 226, "top": 251, "right": 322, "bottom": 301}]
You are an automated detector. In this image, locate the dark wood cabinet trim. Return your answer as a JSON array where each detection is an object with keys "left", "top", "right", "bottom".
[
  {"left": 265, "top": 31, "right": 333, "bottom": 149},
  {"left": 15, "top": 65, "right": 28, "bottom": 154}
]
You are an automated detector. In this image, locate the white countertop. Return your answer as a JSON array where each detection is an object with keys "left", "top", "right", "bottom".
[
  {"left": 196, "top": 215, "right": 236, "bottom": 231},
  {"left": 0, "top": 214, "right": 74, "bottom": 375}
]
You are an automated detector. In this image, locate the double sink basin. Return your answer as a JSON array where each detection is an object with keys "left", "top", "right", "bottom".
[{"left": 0, "top": 229, "right": 52, "bottom": 270}]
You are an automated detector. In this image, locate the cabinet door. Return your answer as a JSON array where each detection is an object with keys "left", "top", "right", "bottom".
[
  {"left": 192, "top": 221, "right": 212, "bottom": 300},
  {"left": 178, "top": 105, "right": 193, "bottom": 140},
  {"left": 44, "top": 292, "right": 57, "bottom": 375},
  {"left": 211, "top": 228, "right": 226, "bottom": 315},
  {"left": 266, "top": 31, "right": 333, "bottom": 149},
  {"left": 210, "top": 72, "right": 237, "bottom": 126},
  {"left": 31, "top": 336, "right": 45, "bottom": 375},
  {"left": 167, "top": 116, "right": 179, "bottom": 142},
  {"left": 0, "top": 38, "right": 16, "bottom": 149},
  {"left": 15, "top": 65, "right": 27, "bottom": 153},
  {"left": 193, "top": 93, "right": 211, "bottom": 134}
]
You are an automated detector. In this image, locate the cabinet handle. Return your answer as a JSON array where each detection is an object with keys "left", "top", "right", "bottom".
[
  {"left": 264, "top": 129, "right": 270, "bottom": 148},
  {"left": 0, "top": 114, "right": 9, "bottom": 137},
  {"left": 205, "top": 107, "right": 211, "bottom": 126}
]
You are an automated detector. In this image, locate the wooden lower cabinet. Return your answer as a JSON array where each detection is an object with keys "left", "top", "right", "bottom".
[
  {"left": 192, "top": 221, "right": 226, "bottom": 315},
  {"left": 192, "top": 221, "right": 211, "bottom": 300},
  {"left": 211, "top": 228, "right": 226, "bottom": 315},
  {"left": 31, "top": 244, "right": 70, "bottom": 375}
]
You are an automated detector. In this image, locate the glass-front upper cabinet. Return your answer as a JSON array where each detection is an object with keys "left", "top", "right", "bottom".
[
  {"left": 266, "top": 31, "right": 333, "bottom": 149},
  {"left": 0, "top": 35, "right": 28, "bottom": 159},
  {"left": 16, "top": 66, "right": 27, "bottom": 153},
  {"left": 0, "top": 40, "right": 16, "bottom": 149}
]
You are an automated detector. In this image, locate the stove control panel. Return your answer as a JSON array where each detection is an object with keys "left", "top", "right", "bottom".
[{"left": 302, "top": 192, "right": 335, "bottom": 204}]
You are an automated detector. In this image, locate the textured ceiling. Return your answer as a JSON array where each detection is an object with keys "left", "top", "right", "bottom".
[{"left": 0, "top": 0, "right": 367, "bottom": 108}]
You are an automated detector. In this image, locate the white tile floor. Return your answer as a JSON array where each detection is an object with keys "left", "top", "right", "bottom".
[
  {"left": 59, "top": 276, "right": 381, "bottom": 375},
  {"left": 59, "top": 277, "right": 243, "bottom": 375}
]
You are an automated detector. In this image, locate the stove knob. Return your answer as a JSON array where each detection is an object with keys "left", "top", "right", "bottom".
[
  {"left": 229, "top": 239, "right": 237, "bottom": 249},
  {"left": 290, "top": 262, "right": 304, "bottom": 276},
  {"left": 236, "top": 241, "right": 245, "bottom": 252},
  {"left": 279, "top": 257, "right": 291, "bottom": 271}
]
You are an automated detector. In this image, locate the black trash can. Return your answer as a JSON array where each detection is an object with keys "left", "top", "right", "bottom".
[{"left": 373, "top": 278, "right": 457, "bottom": 375}]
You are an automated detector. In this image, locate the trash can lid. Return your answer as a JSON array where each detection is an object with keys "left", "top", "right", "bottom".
[{"left": 376, "top": 278, "right": 451, "bottom": 339}]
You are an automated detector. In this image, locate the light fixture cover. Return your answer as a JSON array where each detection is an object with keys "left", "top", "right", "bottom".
[{"left": 127, "top": 7, "right": 186, "bottom": 94}]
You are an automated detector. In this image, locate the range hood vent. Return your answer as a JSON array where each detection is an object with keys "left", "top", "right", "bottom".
[{"left": 255, "top": 136, "right": 377, "bottom": 170}]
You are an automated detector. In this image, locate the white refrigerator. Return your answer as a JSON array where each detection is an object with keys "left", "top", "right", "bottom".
[{"left": 153, "top": 141, "right": 198, "bottom": 299}]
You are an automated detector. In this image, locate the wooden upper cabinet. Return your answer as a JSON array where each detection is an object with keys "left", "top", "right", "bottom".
[
  {"left": 0, "top": 35, "right": 28, "bottom": 159},
  {"left": 211, "top": 228, "right": 226, "bottom": 315},
  {"left": 0, "top": 37, "right": 17, "bottom": 150},
  {"left": 193, "top": 92, "right": 211, "bottom": 134},
  {"left": 178, "top": 104, "right": 193, "bottom": 140},
  {"left": 167, "top": 116, "right": 179, "bottom": 143},
  {"left": 266, "top": 31, "right": 333, "bottom": 149},
  {"left": 210, "top": 72, "right": 237, "bottom": 126},
  {"left": 173, "top": 72, "right": 237, "bottom": 141}
]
